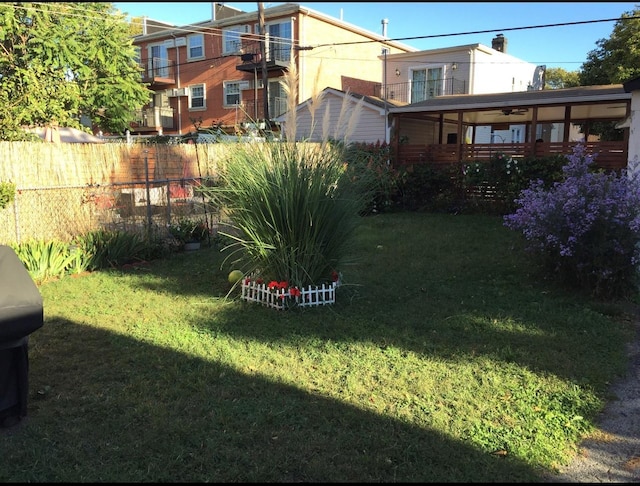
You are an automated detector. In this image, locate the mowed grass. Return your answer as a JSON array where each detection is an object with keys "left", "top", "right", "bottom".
[{"left": 0, "top": 212, "right": 634, "bottom": 482}]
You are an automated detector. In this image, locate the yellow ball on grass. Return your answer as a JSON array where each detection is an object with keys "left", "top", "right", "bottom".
[{"left": 228, "top": 270, "right": 243, "bottom": 284}]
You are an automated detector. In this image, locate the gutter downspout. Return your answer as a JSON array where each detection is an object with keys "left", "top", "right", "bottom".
[{"left": 171, "top": 33, "right": 182, "bottom": 135}]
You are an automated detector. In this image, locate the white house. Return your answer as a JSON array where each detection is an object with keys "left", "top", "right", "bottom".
[{"left": 275, "top": 88, "right": 403, "bottom": 144}]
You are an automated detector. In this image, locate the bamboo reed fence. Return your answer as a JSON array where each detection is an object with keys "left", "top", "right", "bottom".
[{"left": 0, "top": 142, "right": 238, "bottom": 244}]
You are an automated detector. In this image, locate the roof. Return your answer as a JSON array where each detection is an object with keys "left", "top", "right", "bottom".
[
  {"left": 133, "top": 2, "right": 416, "bottom": 53},
  {"left": 389, "top": 84, "right": 631, "bottom": 125},
  {"left": 274, "top": 87, "right": 406, "bottom": 122},
  {"left": 26, "top": 127, "right": 105, "bottom": 144}
]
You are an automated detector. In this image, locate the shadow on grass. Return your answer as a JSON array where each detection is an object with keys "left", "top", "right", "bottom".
[
  {"left": 0, "top": 318, "right": 542, "bottom": 482},
  {"left": 126, "top": 242, "right": 629, "bottom": 395}
]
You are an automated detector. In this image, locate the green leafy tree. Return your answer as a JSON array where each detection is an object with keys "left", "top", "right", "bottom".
[
  {"left": 0, "top": 2, "right": 151, "bottom": 140},
  {"left": 544, "top": 67, "right": 580, "bottom": 89},
  {"left": 579, "top": 7, "right": 640, "bottom": 85}
]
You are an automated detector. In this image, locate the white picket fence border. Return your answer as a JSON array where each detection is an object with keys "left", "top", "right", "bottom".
[{"left": 241, "top": 278, "right": 339, "bottom": 310}]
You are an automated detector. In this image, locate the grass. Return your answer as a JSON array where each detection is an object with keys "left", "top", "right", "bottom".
[{"left": 0, "top": 212, "right": 635, "bottom": 482}]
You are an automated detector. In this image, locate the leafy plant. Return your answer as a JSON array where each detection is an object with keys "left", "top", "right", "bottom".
[
  {"left": 198, "top": 63, "right": 372, "bottom": 289},
  {"left": 168, "top": 218, "right": 209, "bottom": 244},
  {"left": 0, "top": 181, "right": 16, "bottom": 209},
  {"left": 73, "top": 229, "right": 147, "bottom": 271},
  {"left": 10, "top": 239, "right": 78, "bottom": 284},
  {"left": 504, "top": 143, "right": 640, "bottom": 299},
  {"left": 202, "top": 141, "right": 371, "bottom": 288},
  {"left": 343, "top": 141, "right": 400, "bottom": 214}
]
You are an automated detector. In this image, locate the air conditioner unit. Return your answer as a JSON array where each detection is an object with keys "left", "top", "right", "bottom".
[
  {"left": 238, "top": 81, "right": 251, "bottom": 90},
  {"left": 167, "top": 87, "right": 189, "bottom": 97}
]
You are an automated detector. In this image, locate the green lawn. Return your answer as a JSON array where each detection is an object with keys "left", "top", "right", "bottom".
[{"left": 0, "top": 212, "right": 634, "bottom": 482}]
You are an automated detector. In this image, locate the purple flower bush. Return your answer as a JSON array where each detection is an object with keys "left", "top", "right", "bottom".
[{"left": 504, "top": 143, "right": 640, "bottom": 299}]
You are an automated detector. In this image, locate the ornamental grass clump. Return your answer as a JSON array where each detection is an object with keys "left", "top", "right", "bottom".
[
  {"left": 504, "top": 143, "right": 640, "bottom": 299},
  {"left": 200, "top": 62, "right": 373, "bottom": 290}
]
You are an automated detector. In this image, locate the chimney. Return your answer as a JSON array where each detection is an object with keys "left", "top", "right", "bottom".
[
  {"left": 492, "top": 33, "right": 507, "bottom": 53},
  {"left": 381, "top": 18, "right": 388, "bottom": 37}
]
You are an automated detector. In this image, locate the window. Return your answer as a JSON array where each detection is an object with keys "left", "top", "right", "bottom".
[
  {"left": 189, "top": 84, "right": 205, "bottom": 109},
  {"left": 224, "top": 81, "right": 241, "bottom": 106},
  {"left": 223, "top": 26, "right": 243, "bottom": 54},
  {"left": 268, "top": 80, "right": 287, "bottom": 118},
  {"left": 266, "top": 21, "right": 292, "bottom": 62},
  {"left": 410, "top": 67, "right": 443, "bottom": 103},
  {"left": 187, "top": 34, "right": 204, "bottom": 60},
  {"left": 148, "top": 44, "right": 169, "bottom": 78}
]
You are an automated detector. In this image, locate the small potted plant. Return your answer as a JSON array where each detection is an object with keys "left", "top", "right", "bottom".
[{"left": 168, "top": 218, "right": 209, "bottom": 250}]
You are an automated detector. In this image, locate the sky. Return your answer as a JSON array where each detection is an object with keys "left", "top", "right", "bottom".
[{"left": 112, "top": 2, "right": 639, "bottom": 71}]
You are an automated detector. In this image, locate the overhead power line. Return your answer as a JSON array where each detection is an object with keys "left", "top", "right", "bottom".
[{"left": 304, "top": 16, "right": 640, "bottom": 49}]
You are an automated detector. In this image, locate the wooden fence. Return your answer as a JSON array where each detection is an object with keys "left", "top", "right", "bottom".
[{"left": 394, "top": 141, "right": 628, "bottom": 171}]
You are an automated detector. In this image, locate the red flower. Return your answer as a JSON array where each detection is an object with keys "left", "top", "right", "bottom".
[
  {"left": 243, "top": 277, "right": 251, "bottom": 285},
  {"left": 268, "top": 280, "right": 289, "bottom": 290},
  {"left": 290, "top": 287, "right": 301, "bottom": 297},
  {"left": 256, "top": 278, "right": 263, "bottom": 284},
  {"left": 331, "top": 271, "right": 340, "bottom": 282}
]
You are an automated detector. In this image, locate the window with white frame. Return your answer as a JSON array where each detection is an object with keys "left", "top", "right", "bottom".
[
  {"left": 223, "top": 26, "right": 244, "bottom": 54},
  {"left": 189, "top": 84, "right": 205, "bottom": 109},
  {"left": 187, "top": 34, "right": 204, "bottom": 60},
  {"left": 224, "top": 81, "right": 241, "bottom": 106},
  {"left": 266, "top": 20, "right": 292, "bottom": 63},
  {"left": 410, "top": 66, "right": 443, "bottom": 103}
]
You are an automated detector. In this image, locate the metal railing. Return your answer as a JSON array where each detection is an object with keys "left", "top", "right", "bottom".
[
  {"left": 132, "top": 107, "right": 175, "bottom": 130},
  {"left": 139, "top": 57, "right": 175, "bottom": 83},
  {"left": 375, "top": 78, "right": 467, "bottom": 103}
]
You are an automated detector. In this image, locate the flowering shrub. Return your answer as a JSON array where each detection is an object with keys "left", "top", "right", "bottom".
[{"left": 504, "top": 143, "right": 640, "bottom": 299}]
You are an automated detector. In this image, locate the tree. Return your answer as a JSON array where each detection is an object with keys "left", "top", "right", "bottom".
[
  {"left": 544, "top": 67, "right": 580, "bottom": 89},
  {"left": 0, "top": 2, "right": 151, "bottom": 140},
  {"left": 579, "top": 7, "right": 640, "bottom": 86}
]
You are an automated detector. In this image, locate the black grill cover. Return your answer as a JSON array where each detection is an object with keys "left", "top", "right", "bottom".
[
  {"left": 0, "top": 245, "right": 43, "bottom": 427},
  {"left": 0, "top": 245, "right": 43, "bottom": 342}
]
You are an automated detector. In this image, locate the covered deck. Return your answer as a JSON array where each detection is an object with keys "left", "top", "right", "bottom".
[{"left": 389, "top": 85, "right": 631, "bottom": 171}]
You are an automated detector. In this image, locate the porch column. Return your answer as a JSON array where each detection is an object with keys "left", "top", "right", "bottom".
[
  {"left": 563, "top": 106, "right": 571, "bottom": 141},
  {"left": 628, "top": 91, "right": 640, "bottom": 177}
]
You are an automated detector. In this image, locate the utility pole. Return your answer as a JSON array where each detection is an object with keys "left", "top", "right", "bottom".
[{"left": 258, "top": 3, "right": 269, "bottom": 128}]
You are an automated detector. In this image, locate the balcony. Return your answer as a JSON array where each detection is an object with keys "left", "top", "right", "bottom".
[
  {"left": 139, "top": 57, "right": 175, "bottom": 86},
  {"left": 235, "top": 42, "right": 292, "bottom": 74},
  {"left": 375, "top": 78, "right": 467, "bottom": 103},
  {"left": 130, "top": 107, "right": 174, "bottom": 132}
]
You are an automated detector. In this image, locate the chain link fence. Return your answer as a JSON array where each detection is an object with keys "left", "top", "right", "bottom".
[
  {"left": 0, "top": 142, "right": 229, "bottom": 245},
  {"left": 0, "top": 177, "right": 221, "bottom": 244}
]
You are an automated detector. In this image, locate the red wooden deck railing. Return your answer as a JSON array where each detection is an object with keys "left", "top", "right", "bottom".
[{"left": 393, "top": 141, "right": 628, "bottom": 171}]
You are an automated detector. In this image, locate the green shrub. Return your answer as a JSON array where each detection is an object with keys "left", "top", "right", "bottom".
[
  {"left": 396, "top": 164, "right": 464, "bottom": 212},
  {"left": 200, "top": 141, "right": 372, "bottom": 287},
  {"left": 168, "top": 218, "right": 210, "bottom": 244},
  {"left": 10, "top": 240, "right": 78, "bottom": 283},
  {"left": 464, "top": 152, "right": 567, "bottom": 214},
  {"left": 0, "top": 181, "right": 16, "bottom": 209},
  {"left": 343, "top": 141, "right": 400, "bottom": 214},
  {"left": 73, "top": 229, "right": 147, "bottom": 271}
]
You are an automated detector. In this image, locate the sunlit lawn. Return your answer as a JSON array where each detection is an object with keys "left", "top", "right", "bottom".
[{"left": 0, "top": 212, "right": 634, "bottom": 482}]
